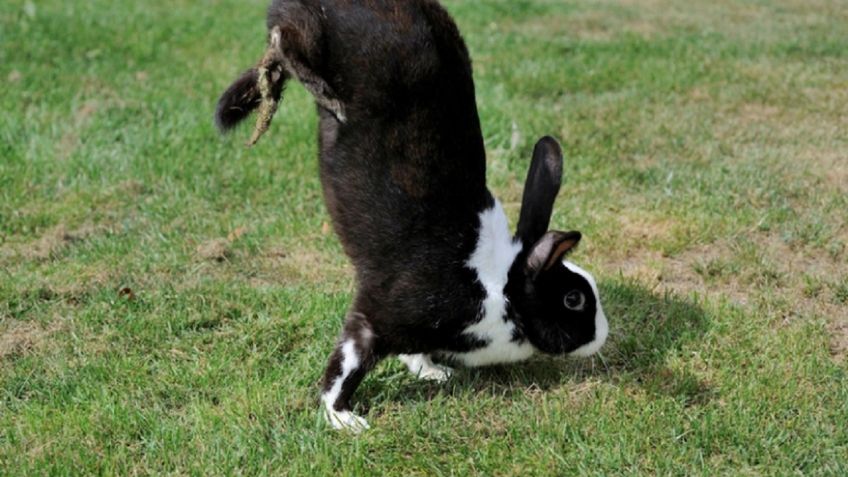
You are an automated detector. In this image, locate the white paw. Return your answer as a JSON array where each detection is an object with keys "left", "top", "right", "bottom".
[
  {"left": 325, "top": 408, "right": 370, "bottom": 433},
  {"left": 398, "top": 354, "right": 454, "bottom": 382},
  {"left": 418, "top": 364, "right": 453, "bottom": 382}
]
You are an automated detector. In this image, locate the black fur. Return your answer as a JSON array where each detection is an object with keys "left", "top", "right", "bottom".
[
  {"left": 516, "top": 137, "right": 564, "bottom": 248},
  {"left": 214, "top": 68, "right": 261, "bottom": 132},
  {"left": 214, "top": 0, "right": 604, "bottom": 418}
]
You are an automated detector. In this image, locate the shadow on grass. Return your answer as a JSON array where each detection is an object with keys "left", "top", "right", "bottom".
[{"left": 361, "top": 277, "right": 713, "bottom": 410}]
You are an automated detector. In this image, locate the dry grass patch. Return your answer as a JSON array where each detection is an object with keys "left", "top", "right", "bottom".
[
  {"left": 251, "top": 243, "right": 353, "bottom": 292},
  {"left": 517, "top": 9, "right": 659, "bottom": 41},
  {"left": 831, "top": 319, "right": 848, "bottom": 363},
  {"left": 610, "top": 0, "right": 842, "bottom": 42},
  {"left": 0, "top": 319, "right": 62, "bottom": 360},
  {"left": 601, "top": 230, "right": 847, "bottom": 360},
  {"left": 56, "top": 100, "right": 100, "bottom": 162},
  {"left": 801, "top": 148, "right": 848, "bottom": 194},
  {"left": 507, "top": 0, "right": 797, "bottom": 42},
  {"left": 18, "top": 223, "right": 101, "bottom": 261},
  {"left": 189, "top": 231, "right": 354, "bottom": 292},
  {"left": 195, "top": 238, "right": 232, "bottom": 262},
  {"left": 591, "top": 213, "right": 683, "bottom": 284},
  {"left": 602, "top": 242, "right": 744, "bottom": 302}
]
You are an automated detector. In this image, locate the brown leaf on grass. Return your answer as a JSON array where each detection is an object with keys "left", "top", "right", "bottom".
[
  {"left": 321, "top": 222, "right": 331, "bottom": 235},
  {"left": 117, "top": 287, "right": 135, "bottom": 300}
]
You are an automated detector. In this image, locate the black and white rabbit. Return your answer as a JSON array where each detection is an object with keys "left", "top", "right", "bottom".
[{"left": 215, "top": 0, "right": 607, "bottom": 432}]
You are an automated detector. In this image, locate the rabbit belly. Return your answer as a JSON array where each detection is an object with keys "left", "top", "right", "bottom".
[{"left": 447, "top": 329, "right": 536, "bottom": 367}]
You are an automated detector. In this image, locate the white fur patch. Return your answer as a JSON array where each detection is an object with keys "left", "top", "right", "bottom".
[
  {"left": 321, "top": 339, "right": 369, "bottom": 432},
  {"left": 563, "top": 260, "right": 608, "bottom": 357},
  {"left": 398, "top": 354, "right": 453, "bottom": 382},
  {"left": 449, "top": 200, "right": 536, "bottom": 366}
]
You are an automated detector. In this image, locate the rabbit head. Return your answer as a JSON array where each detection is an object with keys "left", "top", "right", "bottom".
[{"left": 506, "top": 137, "right": 608, "bottom": 357}]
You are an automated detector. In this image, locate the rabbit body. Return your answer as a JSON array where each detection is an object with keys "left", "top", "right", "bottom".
[{"left": 215, "top": 0, "right": 607, "bottom": 432}]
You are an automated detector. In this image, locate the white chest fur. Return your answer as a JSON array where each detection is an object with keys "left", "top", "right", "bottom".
[{"left": 447, "top": 200, "right": 536, "bottom": 367}]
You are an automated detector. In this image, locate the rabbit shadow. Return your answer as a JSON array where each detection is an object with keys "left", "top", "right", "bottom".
[{"left": 360, "top": 277, "right": 713, "bottom": 411}]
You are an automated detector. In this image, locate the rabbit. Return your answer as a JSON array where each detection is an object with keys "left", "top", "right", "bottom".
[{"left": 214, "top": 0, "right": 608, "bottom": 432}]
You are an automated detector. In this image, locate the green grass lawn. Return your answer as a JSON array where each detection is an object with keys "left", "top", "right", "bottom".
[{"left": 2, "top": 0, "right": 847, "bottom": 474}]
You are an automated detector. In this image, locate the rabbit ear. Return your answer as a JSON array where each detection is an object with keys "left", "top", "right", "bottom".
[
  {"left": 515, "top": 136, "right": 563, "bottom": 247},
  {"left": 525, "top": 230, "right": 581, "bottom": 279}
]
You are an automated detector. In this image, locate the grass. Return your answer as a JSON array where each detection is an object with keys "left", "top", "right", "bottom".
[{"left": 2, "top": 0, "right": 847, "bottom": 474}]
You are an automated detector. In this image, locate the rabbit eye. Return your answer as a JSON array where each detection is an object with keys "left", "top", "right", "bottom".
[{"left": 563, "top": 291, "right": 585, "bottom": 311}]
